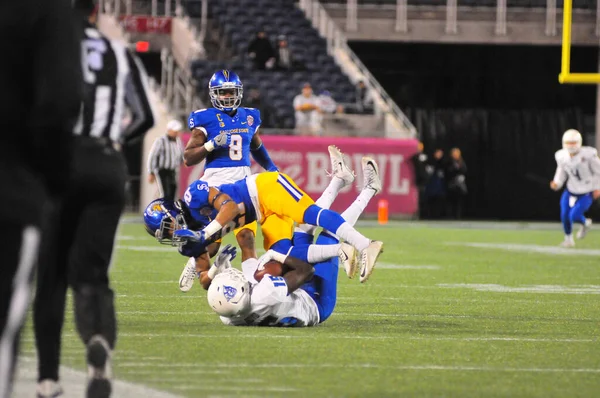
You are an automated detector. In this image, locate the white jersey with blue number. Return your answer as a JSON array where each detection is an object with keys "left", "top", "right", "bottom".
[
  {"left": 553, "top": 147, "right": 600, "bottom": 194},
  {"left": 219, "top": 275, "right": 320, "bottom": 327}
]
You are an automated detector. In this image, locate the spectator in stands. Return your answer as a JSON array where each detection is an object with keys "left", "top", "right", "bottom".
[
  {"left": 355, "top": 80, "right": 374, "bottom": 114},
  {"left": 411, "top": 141, "right": 433, "bottom": 219},
  {"left": 293, "top": 82, "right": 320, "bottom": 136},
  {"left": 315, "top": 90, "right": 343, "bottom": 136},
  {"left": 275, "top": 35, "right": 304, "bottom": 71},
  {"left": 247, "top": 29, "right": 276, "bottom": 70},
  {"left": 424, "top": 148, "right": 447, "bottom": 219},
  {"left": 445, "top": 147, "right": 468, "bottom": 219},
  {"left": 275, "top": 35, "right": 292, "bottom": 70},
  {"left": 317, "top": 90, "right": 344, "bottom": 115}
]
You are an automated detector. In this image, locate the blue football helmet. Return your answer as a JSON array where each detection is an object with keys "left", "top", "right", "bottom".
[
  {"left": 208, "top": 70, "right": 243, "bottom": 112},
  {"left": 143, "top": 199, "right": 187, "bottom": 245}
]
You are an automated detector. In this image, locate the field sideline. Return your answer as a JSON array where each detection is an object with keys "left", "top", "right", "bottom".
[{"left": 15, "top": 219, "right": 600, "bottom": 397}]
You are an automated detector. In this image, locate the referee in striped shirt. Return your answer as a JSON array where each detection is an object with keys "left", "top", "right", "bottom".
[
  {"left": 0, "top": 1, "right": 82, "bottom": 397},
  {"left": 148, "top": 119, "right": 185, "bottom": 201},
  {"left": 33, "top": 1, "right": 155, "bottom": 397}
]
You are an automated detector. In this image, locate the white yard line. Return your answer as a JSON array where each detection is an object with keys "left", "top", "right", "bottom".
[
  {"left": 48, "top": 310, "right": 595, "bottom": 323},
  {"left": 439, "top": 283, "right": 600, "bottom": 294},
  {"left": 113, "top": 362, "right": 600, "bottom": 373},
  {"left": 12, "top": 356, "right": 183, "bottom": 398},
  {"left": 116, "top": 245, "right": 175, "bottom": 252},
  {"left": 109, "top": 333, "right": 596, "bottom": 343},
  {"left": 359, "top": 263, "right": 440, "bottom": 270},
  {"left": 447, "top": 242, "right": 600, "bottom": 256},
  {"left": 169, "top": 385, "right": 297, "bottom": 392}
]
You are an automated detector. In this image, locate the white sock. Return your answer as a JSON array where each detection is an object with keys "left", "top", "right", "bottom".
[
  {"left": 316, "top": 177, "right": 345, "bottom": 209},
  {"left": 307, "top": 244, "right": 341, "bottom": 263},
  {"left": 335, "top": 222, "right": 370, "bottom": 251},
  {"left": 241, "top": 258, "right": 259, "bottom": 283},
  {"left": 341, "top": 188, "right": 377, "bottom": 227},
  {"left": 565, "top": 234, "right": 574, "bottom": 241},
  {"left": 299, "top": 177, "right": 345, "bottom": 235}
]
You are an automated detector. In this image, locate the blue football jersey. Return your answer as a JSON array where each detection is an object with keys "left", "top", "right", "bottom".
[
  {"left": 182, "top": 178, "right": 257, "bottom": 233},
  {"left": 187, "top": 107, "right": 261, "bottom": 169}
]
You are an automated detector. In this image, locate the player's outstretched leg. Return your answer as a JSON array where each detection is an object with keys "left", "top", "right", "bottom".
[
  {"left": 577, "top": 218, "right": 593, "bottom": 239},
  {"left": 339, "top": 157, "right": 382, "bottom": 278},
  {"left": 572, "top": 194, "right": 594, "bottom": 239},
  {"left": 178, "top": 257, "right": 197, "bottom": 292},
  {"left": 297, "top": 145, "right": 355, "bottom": 237},
  {"left": 559, "top": 191, "right": 575, "bottom": 247},
  {"left": 302, "top": 158, "right": 383, "bottom": 283}
]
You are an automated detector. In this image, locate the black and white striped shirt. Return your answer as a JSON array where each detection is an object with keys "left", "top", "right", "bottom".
[
  {"left": 73, "top": 23, "right": 155, "bottom": 144},
  {"left": 148, "top": 135, "right": 184, "bottom": 173}
]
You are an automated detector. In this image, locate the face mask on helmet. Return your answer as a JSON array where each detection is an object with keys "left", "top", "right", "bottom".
[
  {"left": 209, "top": 84, "right": 243, "bottom": 111},
  {"left": 143, "top": 200, "right": 187, "bottom": 245},
  {"left": 562, "top": 129, "right": 582, "bottom": 155}
]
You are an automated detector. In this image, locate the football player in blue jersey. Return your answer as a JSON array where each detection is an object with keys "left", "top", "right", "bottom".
[
  {"left": 176, "top": 69, "right": 278, "bottom": 291},
  {"left": 198, "top": 157, "right": 383, "bottom": 327},
  {"left": 143, "top": 149, "right": 384, "bottom": 289}
]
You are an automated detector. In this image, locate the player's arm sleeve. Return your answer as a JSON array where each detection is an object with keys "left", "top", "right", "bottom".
[
  {"left": 250, "top": 110, "right": 277, "bottom": 172},
  {"left": 254, "top": 277, "right": 289, "bottom": 304},
  {"left": 122, "top": 50, "right": 155, "bottom": 145},
  {"left": 30, "top": 0, "right": 83, "bottom": 195},
  {"left": 183, "top": 182, "right": 210, "bottom": 210},
  {"left": 553, "top": 153, "right": 567, "bottom": 188}
]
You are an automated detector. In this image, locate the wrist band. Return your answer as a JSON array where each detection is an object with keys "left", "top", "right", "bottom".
[{"left": 204, "top": 140, "right": 215, "bottom": 152}]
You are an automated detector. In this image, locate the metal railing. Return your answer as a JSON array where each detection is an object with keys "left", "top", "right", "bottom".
[
  {"left": 160, "top": 48, "right": 203, "bottom": 120},
  {"left": 331, "top": 0, "right": 599, "bottom": 39},
  {"left": 299, "top": 0, "right": 417, "bottom": 138}
]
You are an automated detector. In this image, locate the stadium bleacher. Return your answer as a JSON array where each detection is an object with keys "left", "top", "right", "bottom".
[{"left": 184, "top": 0, "right": 359, "bottom": 129}]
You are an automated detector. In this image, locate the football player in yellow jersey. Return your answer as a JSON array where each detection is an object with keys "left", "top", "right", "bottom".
[{"left": 171, "top": 148, "right": 384, "bottom": 283}]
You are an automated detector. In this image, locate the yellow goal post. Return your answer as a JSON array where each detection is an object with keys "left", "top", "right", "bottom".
[{"left": 558, "top": 0, "right": 600, "bottom": 84}]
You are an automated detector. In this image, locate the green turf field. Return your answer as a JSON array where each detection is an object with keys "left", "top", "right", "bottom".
[{"left": 21, "top": 220, "right": 600, "bottom": 397}]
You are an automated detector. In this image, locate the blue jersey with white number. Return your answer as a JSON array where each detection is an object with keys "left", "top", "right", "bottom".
[
  {"left": 182, "top": 178, "right": 257, "bottom": 230},
  {"left": 187, "top": 107, "right": 261, "bottom": 169}
]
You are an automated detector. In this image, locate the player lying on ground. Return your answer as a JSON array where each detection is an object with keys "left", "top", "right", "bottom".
[
  {"left": 180, "top": 69, "right": 278, "bottom": 289},
  {"left": 202, "top": 161, "right": 382, "bottom": 326},
  {"left": 171, "top": 157, "right": 383, "bottom": 282},
  {"left": 176, "top": 145, "right": 364, "bottom": 291},
  {"left": 144, "top": 146, "right": 381, "bottom": 286},
  {"left": 549, "top": 129, "right": 600, "bottom": 247}
]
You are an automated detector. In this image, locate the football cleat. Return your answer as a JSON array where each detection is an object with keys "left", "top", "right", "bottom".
[
  {"left": 338, "top": 242, "right": 358, "bottom": 278},
  {"left": 576, "top": 218, "right": 592, "bottom": 239},
  {"left": 359, "top": 241, "right": 384, "bottom": 283},
  {"left": 328, "top": 145, "right": 355, "bottom": 186},
  {"left": 362, "top": 156, "right": 382, "bottom": 195},
  {"left": 559, "top": 236, "right": 575, "bottom": 248},
  {"left": 179, "top": 257, "right": 197, "bottom": 292},
  {"left": 86, "top": 335, "right": 112, "bottom": 398},
  {"left": 36, "top": 379, "right": 63, "bottom": 398}
]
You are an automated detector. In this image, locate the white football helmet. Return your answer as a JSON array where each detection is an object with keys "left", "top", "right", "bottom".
[
  {"left": 562, "top": 129, "right": 582, "bottom": 154},
  {"left": 207, "top": 268, "right": 251, "bottom": 317}
]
